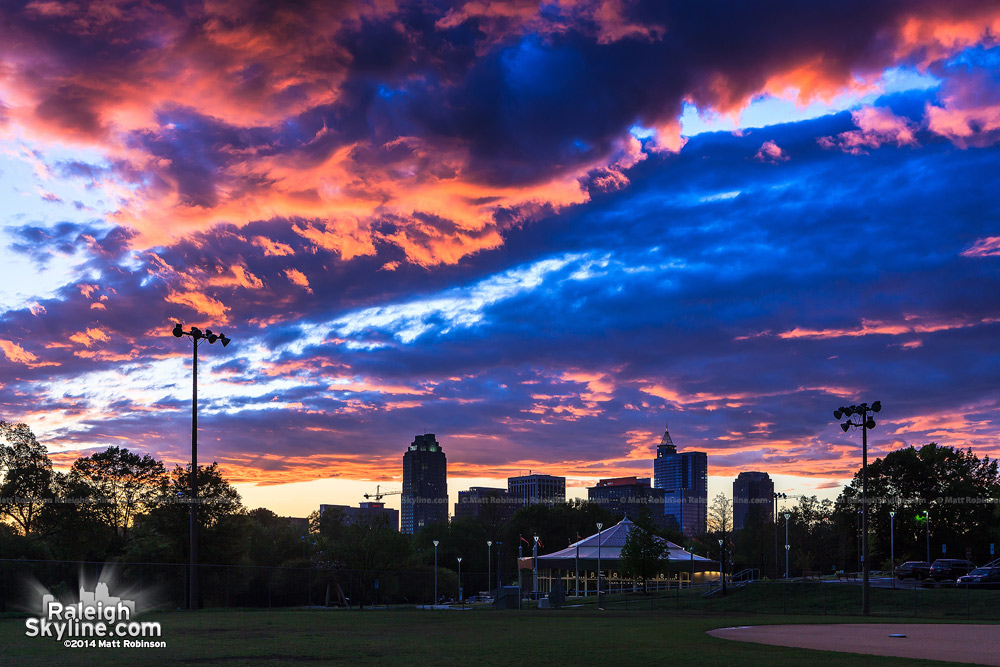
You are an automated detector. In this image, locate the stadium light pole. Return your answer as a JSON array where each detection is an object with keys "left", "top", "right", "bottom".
[
  {"left": 171, "top": 322, "right": 230, "bottom": 611},
  {"left": 433, "top": 540, "right": 439, "bottom": 606},
  {"left": 773, "top": 491, "right": 786, "bottom": 579},
  {"left": 834, "top": 400, "right": 882, "bottom": 616}
]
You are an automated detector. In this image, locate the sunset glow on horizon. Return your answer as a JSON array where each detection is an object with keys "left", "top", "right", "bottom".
[{"left": 2, "top": 1, "right": 999, "bottom": 518}]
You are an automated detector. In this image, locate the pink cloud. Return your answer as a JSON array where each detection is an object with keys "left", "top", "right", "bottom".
[
  {"left": 818, "top": 107, "right": 919, "bottom": 154},
  {"left": 754, "top": 140, "right": 788, "bottom": 163}
]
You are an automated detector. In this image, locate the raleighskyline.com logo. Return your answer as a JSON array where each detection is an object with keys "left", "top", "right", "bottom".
[{"left": 24, "top": 582, "right": 165, "bottom": 648}]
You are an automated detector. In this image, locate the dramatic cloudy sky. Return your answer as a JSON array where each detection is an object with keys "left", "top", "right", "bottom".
[{"left": 2, "top": 0, "right": 999, "bottom": 516}]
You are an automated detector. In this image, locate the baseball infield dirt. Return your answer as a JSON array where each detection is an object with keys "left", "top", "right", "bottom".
[{"left": 708, "top": 623, "right": 1000, "bottom": 665}]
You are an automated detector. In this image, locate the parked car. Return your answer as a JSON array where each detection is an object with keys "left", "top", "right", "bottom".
[
  {"left": 929, "top": 559, "right": 976, "bottom": 581},
  {"left": 896, "top": 561, "right": 931, "bottom": 580},
  {"left": 957, "top": 567, "right": 1000, "bottom": 589}
]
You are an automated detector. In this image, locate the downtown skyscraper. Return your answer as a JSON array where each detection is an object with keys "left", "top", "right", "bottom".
[
  {"left": 401, "top": 433, "right": 448, "bottom": 534},
  {"left": 653, "top": 426, "right": 707, "bottom": 537}
]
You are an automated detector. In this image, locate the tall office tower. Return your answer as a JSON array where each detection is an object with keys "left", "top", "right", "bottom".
[
  {"left": 733, "top": 471, "right": 774, "bottom": 530},
  {"left": 401, "top": 433, "right": 448, "bottom": 534},
  {"left": 507, "top": 473, "right": 566, "bottom": 507},
  {"left": 587, "top": 476, "right": 667, "bottom": 525},
  {"left": 454, "top": 487, "right": 514, "bottom": 523},
  {"left": 652, "top": 426, "right": 708, "bottom": 537}
]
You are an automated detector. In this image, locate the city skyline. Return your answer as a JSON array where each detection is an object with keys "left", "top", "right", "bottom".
[{"left": 1, "top": 3, "right": 999, "bottom": 520}]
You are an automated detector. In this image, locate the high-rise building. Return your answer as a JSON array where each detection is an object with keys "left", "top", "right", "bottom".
[
  {"left": 320, "top": 502, "right": 400, "bottom": 531},
  {"left": 507, "top": 473, "right": 566, "bottom": 507},
  {"left": 652, "top": 426, "right": 708, "bottom": 537},
  {"left": 401, "top": 433, "right": 448, "bottom": 534},
  {"left": 454, "top": 487, "right": 514, "bottom": 521},
  {"left": 733, "top": 471, "right": 774, "bottom": 530},
  {"left": 587, "top": 476, "right": 667, "bottom": 525}
]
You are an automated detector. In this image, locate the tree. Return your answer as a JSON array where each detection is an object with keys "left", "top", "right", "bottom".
[
  {"left": 125, "top": 463, "right": 244, "bottom": 565},
  {"left": 0, "top": 421, "right": 55, "bottom": 535},
  {"left": 836, "top": 443, "right": 1000, "bottom": 567},
  {"left": 620, "top": 522, "right": 666, "bottom": 592},
  {"left": 707, "top": 493, "right": 733, "bottom": 595},
  {"left": 320, "top": 511, "right": 410, "bottom": 609},
  {"left": 70, "top": 446, "right": 166, "bottom": 543}
]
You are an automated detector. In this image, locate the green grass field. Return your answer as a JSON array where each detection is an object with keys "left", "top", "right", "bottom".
[{"left": 1, "top": 605, "right": 995, "bottom": 667}]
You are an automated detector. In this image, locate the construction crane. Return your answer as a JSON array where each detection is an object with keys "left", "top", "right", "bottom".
[{"left": 364, "top": 485, "right": 401, "bottom": 502}]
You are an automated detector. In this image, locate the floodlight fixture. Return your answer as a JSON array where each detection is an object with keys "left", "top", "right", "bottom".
[{"left": 832, "top": 398, "right": 882, "bottom": 616}]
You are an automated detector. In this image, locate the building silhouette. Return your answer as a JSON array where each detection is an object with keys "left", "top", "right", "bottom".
[
  {"left": 733, "top": 471, "right": 774, "bottom": 530},
  {"left": 454, "top": 486, "right": 515, "bottom": 525},
  {"left": 401, "top": 433, "right": 448, "bottom": 534},
  {"left": 587, "top": 476, "right": 667, "bottom": 526},
  {"left": 652, "top": 426, "right": 707, "bottom": 537},
  {"left": 320, "top": 502, "right": 400, "bottom": 531},
  {"left": 508, "top": 473, "right": 566, "bottom": 507}
]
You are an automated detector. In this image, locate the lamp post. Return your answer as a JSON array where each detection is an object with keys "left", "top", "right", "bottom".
[
  {"left": 457, "top": 557, "right": 463, "bottom": 609},
  {"left": 834, "top": 400, "right": 882, "bottom": 616},
  {"left": 925, "top": 510, "right": 930, "bottom": 563},
  {"left": 718, "top": 538, "right": 726, "bottom": 595},
  {"left": 433, "top": 540, "right": 439, "bottom": 606},
  {"left": 784, "top": 513, "right": 790, "bottom": 579},
  {"left": 890, "top": 511, "right": 896, "bottom": 589},
  {"left": 773, "top": 491, "right": 786, "bottom": 579},
  {"left": 487, "top": 540, "right": 492, "bottom": 601},
  {"left": 496, "top": 541, "right": 503, "bottom": 600},
  {"left": 596, "top": 522, "right": 603, "bottom": 602},
  {"left": 532, "top": 535, "right": 539, "bottom": 600},
  {"left": 170, "top": 322, "right": 231, "bottom": 611}
]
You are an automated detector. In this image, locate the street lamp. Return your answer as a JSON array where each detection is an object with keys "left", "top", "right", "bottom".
[
  {"left": 496, "top": 541, "right": 503, "bottom": 600},
  {"left": 533, "top": 535, "right": 539, "bottom": 600},
  {"left": 170, "top": 322, "right": 231, "bottom": 611},
  {"left": 487, "top": 540, "right": 492, "bottom": 601},
  {"left": 596, "top": 522, "right": 603, "bottom": 602},
  {"left": 457, "top": 557, "right": 463, "bottom": 609},
  {"left": 784, "top": 513, "right": 790, "bottom": 579},
  {"left": 773, "top": 491, "right": 786, "bottom": 579},
  {"left": 834, "top": 400, "right": 882, "bottom": 616},
  {"left": 433, "top": 540, "right": 439, "bottom": 606},
  {"left": 718, "top": 538, "right": 726, "bottom": 595},
  {"left": 925, "top": 510, "right": 930, "bottom": 563},
  {"left": 890, "top": 511, "right": 896, "bottom": 589}
]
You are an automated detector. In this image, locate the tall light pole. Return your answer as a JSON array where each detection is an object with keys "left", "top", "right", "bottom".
[
  {"left": 487, "top": 540, "right": 492, "bottom": 600},
  {"left": 784, "top": 513, "right": 790, "bottom": 579},
  {"left": 773, "top": 491, "right": 786, "bottom": 579},
  {"left": 890, "top": 511, "right": 896, "bottom": 589},
  {"left": 596, "top": 522, "right": 603, "bottom": 602},
  {"left": 457, "top": 557, "right": 463, "bottom": 609},
  {"left": 171, "top": 322, "right": 230, "bottom": 611},
  {"left": 835, "top": 400, "right": 882, "bottom": 616},
  {"left": 433, "top": 540, "right": 439, "bottom": 606}
]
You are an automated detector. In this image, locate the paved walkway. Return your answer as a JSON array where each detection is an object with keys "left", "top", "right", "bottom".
[{"left": 708, "top": 623, "right": 1000, "bottom": 665}]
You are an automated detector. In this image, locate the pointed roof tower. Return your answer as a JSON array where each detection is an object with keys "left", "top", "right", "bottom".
[{"left": 657, "top": 422, "right": 676, "bottom": 453}]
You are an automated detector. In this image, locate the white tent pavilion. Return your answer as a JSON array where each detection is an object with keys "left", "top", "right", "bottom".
[{"left": 530, "top": 517, "right": 719, "bottom": 596}]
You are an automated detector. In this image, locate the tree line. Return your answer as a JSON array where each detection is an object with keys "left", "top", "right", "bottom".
[{"left": 4, "top": 419, "right": 1000, "bottom": 607}]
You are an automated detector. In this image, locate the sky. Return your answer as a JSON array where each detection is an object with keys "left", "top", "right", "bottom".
[{"left": 1, "top": 0, "right": 999, "bottom": 519}]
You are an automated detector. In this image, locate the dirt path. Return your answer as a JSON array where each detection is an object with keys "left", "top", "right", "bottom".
[{"left": 708, "top": 623, "right": 1000, "bottom": 665}]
